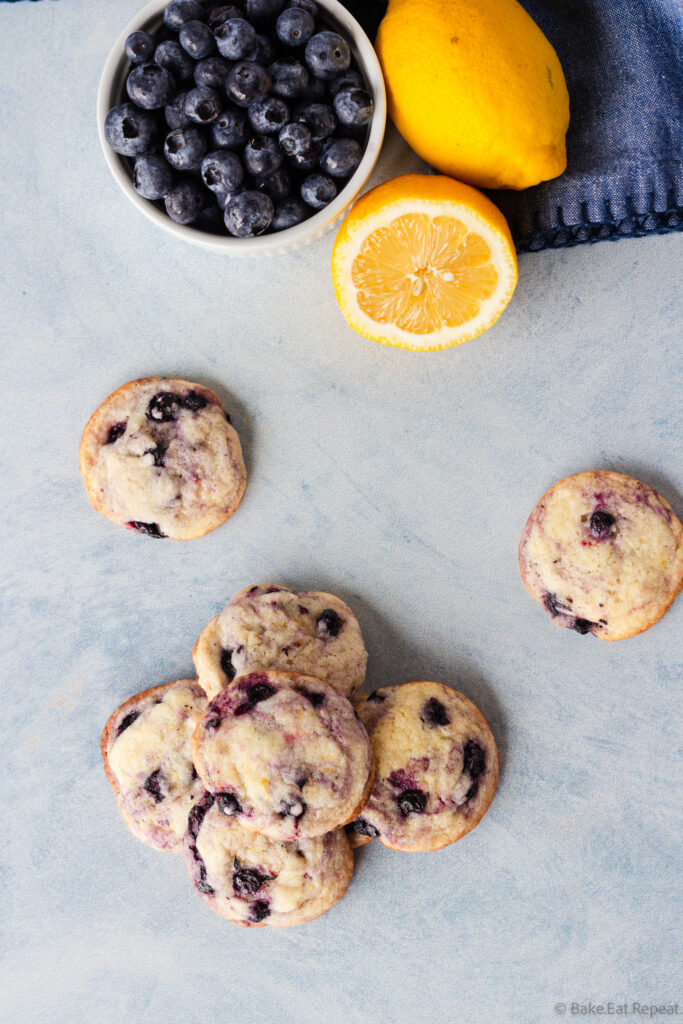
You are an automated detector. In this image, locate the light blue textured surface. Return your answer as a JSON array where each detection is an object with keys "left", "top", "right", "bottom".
[{"left": 1, "top": 3, "right": 682, "bottom": 1023}]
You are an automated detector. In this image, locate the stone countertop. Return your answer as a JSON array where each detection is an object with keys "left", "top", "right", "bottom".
[{"left": 1, "top": 3, "right": 681, "bottom": 1023}]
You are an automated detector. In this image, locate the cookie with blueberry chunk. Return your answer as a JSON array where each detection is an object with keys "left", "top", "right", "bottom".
[
  {"left": 192, "top": 670, "right": 374, "bottom": 841},
  {"left": 101, "top": 679, "right": 207, "bottom": 853},
  {"left": 349, "top": 681, "right": 499, "bottom": 853},
  {"left": 184, "top": 791, "right": 353, "bottom": 927},
  {"left": 79, "top": 377, "right": 246, "bottom": 540},
  {"left": 518, "top": 471, "right": 683, "bottom": 640},
  {"left": 192, "top": 584, "right": 367, "bottom": 700}
]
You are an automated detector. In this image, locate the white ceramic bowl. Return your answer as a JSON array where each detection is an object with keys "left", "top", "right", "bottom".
[{"left": 97, "top": 0, "right": 386, "bottom": 256}]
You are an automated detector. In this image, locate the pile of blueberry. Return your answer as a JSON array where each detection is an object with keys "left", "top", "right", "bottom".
[{"left": 104, "top": 0, "right": 374, "bottom": 237}]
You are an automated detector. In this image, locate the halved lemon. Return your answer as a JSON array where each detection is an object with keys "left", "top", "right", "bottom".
[{"left": 331, "top": 174, "right": 518, "bottom": 351}]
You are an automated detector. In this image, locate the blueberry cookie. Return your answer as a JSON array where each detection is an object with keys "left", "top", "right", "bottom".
[
  {"left": 184, "top": 791, "right": 354, "bottom": 927},
  {"left": 192, "top": 670, "right": 375, "bottom": 841},
  {"left": 519, "top": 471, "right": 683, "bottom": 640},
  {"left": 349, "top": 681, "right": 499, "bottom": 853},
  {"left": 101, "top": 679, "right": 207, "bottom": 853},
  {"left": 80, "top": 377, "right": 246, "bottom": 540},
  {"left": 192, "top": 584, "right": 367, "bottom": 701}
]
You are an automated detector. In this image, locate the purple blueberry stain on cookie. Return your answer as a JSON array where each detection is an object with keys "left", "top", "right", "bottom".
[
  {"left": 147, "top": 391, "right": 181, "bottom": 422},
  {"left": 249, "top": 900, "right": 270, "bottom": 923},
  {"left": 421, "top": 697, "right": 450, "bottom": 727},
  {"left": 235, "top": 677, "right": 277, "bottom": 715},
  {"left": 347, "top": 817, "right": 380, "bottom": 838},
  {"left": 588, "top": 509, "right": 616, "bottom": 538},
  {"left": 278, "top": 795, "right": 306, "bottom": 820},
  {"left": 117, "top": 710, "right": 140, "bottom": 734},
  {"left": 187, "top": 793, "right": 216, "bottom": 895},
  {"left": 316, "top": 608, "right": 342, "bottom": 638},
  {"left": 297, "top": 686, "right": 325, "bottom": 708},
  {"left": 220, "top": 648, "right": 236, "bottom": 681},
  {"left": 143, "top": 769, "right": 164, "bottom": 803},
  {"left": 216, "top": 792, "right": 242, "bottom": 816},
  {"left": 462, "top": 739, "right": 486, "bottom": 800},
  {"left": 127, "top": 521, "right": 167, "bottom": 538},
  {"left": 396, "top": 788, "right": 427, "bottom": 817},
  {"left": 106, "top": 421, "right": 126, "bottom": 444}
]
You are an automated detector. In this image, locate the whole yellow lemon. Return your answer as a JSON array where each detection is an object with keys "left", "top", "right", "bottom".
[{"left": 375, "top": 0, "right": 570, "bottom": 190}]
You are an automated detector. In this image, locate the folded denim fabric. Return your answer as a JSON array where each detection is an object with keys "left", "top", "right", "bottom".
[{"left": 345, "top": 0, "right": 683, "bottom": 251}]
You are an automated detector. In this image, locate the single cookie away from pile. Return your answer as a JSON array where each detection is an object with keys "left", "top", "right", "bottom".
[
  {"left": 184, "top": 792, "right": 354, "bottom": 927},
  {"left": 101, "top": 679, "right": 207, "bottom": 853},
  {"left": 192, "top": 670, "right": 375, "bottom": 842},
  {"left": 79, "top": 377, "right": 246, "bottom": 540},
  {"left": 518, "top": 471, "right": 683, "bottom": 640},
  {"left": 349, "top": 681, "right": 499, "bottom": 853},
  {"left": 193, "top": 584, "right": 368, "bottom": 701}
]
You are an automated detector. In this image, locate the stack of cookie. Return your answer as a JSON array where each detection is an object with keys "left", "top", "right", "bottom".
[{"left": 102, "top": 584, "right": 499, "bottom": 927}]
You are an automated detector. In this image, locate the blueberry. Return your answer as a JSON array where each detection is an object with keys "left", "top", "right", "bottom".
[
  {"left": 133, "top": 153, "right": 174, "bottom": 200},
  {"left": 305, "top": 31, "right": 350, "bottom": 80},
  {"left": 125, "top": 31, "right": 156, "bottom": 65},
  {"left": 254, "top": 168, "right": 292, "bottom": 202},
  {"left": 106, "top": 421, "right": 126, "bottom": 444},
  {"left": 183, "top": 390, "right": 208, "bottom": 411},
  {"left": 268, "top": 57, "right": 309, "bottom": 98},
  {"left": 128, "top": 521, "right": 166, "bottom": 538},
  {"left": 544, "top": 592, "right": 567, "bottom": 618},
  {"left": 421, "top": 697, "right": 450, "bottom": 728},
  {"left": 217, "top": 792, "right": 242, "bottom": 816},
  {"left": 287, "top": 141, "right": 321, "bottom": 171},
  {"left": 166, "top": 178, "right": 211, "bottom": 222},
  {"left": 249, "top": 97, "right": 290, "bottom": 135},
  {"left": 233, "top": 865, "right": 269, "bottom": 895},
  {"left": 278, "top": 121, "right": 311, "bottom": 156},
  {"left": 243, "top": 135, "right": 283, "bottom": 176},
  {"left": 320, "top": 137, "right": 362, "bottom": 177},
  {"left": 245, "top": 0, "right": 285, "bottom": 21},
  {"left": 226, "top": 62, "right": 271, "bottom": 107},
  {"left": 127, "top": 64, "right": 176, "bottom": 110},
  {"left": 196, "top": 201, "right": 226, "bottom": 233},
  {"left": 117, "top": 710, "right": 140, "bottom": 734},
  {"left": 145, "top": 444, "right": 167, "bottom": 467},
  {"left": 328, "top": 69, "right": 363, "bottom": 98},
  {"left": 276, "top": 8, "right": 315, "bottom": 47},
  {"left": 105, "top": 103, "right": 159, "bottom": 156},
  {"left": 249, "top": 900, "right": 271, "bottom": 923},
  {"left": 463, "top": 739, "right": 485, "bottom": 780},
  {"left": 185, "top": 86, "right": 222, "bottom": 124},
  {"left": 201, "top": 149, "right": 244, "bottom": 193},
  {"left": 194, "top": 56, "right": 233, "bottom": 90},
  {"left": 164, "top": 127, "right": 208, "bottom": 170},
  {"left": 164, "top": 0, "right": 205, "bottom": 29},
  {"left": 155, "top": 40, "right": 195, "bottom": 82},
  {"left": 300, "top": 172, "right": 336, "bottom": 208},
  {"left": 234, "top": 679, "right": 277, "bottom": 712},
  {"left": 333, "top": 87, "right": 373, "bottom": 127},
  {"left": 147, "top": 392, "right": 181, "bottom": 421},
  {"left": 215, "top": 18, "right": 257, "bottom": 60},
  {"left": 589, "top": 509, "right": 616, "bottom": 538},
  {"left": 301, "top": 75, "right": 326, "bottom": 101},
  {"left": 211, "top": 107, "right": 249, "bottom": 148},
  {"left": 220, "top": 648, "right": 237, "bottom": 680},
  {"left": 367, "top": 690, "right": 386, "bottom": 702},
  {"left": 290, "top": 0, "right": 318, "bottom": 15},
  {"left": 348, "top": 817, "right": 380, "bottom": 838},
  {"left": 207, "top": 4, "right": 243, "bottom": 29},
  {"left": 247, "top": 34, "right": 276, "bottom": 66},
  {"left": 143, "top": 769, "right": 164, "bottom": 803},
  {"left": 572, "top": 618, "right": 595, "bottom": 635},
  {"left": 294, "top": 101, "right": 336, "bottom": 140},
  {"left": 297, "top": 687, "right": 325, "bottom": 707},
  {"left": 165, "top": 90, "right": 192, "bottom": 129},
  {"left": 180, "top": 20, "right": 217, "bottom": 59},
  {"left": 316, "top": 608, "right": 342, "bottom": 637},
  {"left": 396, "top": 788, "right": 427, "bottom": 817}
]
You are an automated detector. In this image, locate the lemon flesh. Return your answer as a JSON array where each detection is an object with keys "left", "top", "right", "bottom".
[
  {"left": 376, "top": 0, "right": 570, "bottom": 190},
  {"left": 332, "top": 174, "right": 518, "bottom": 351}
]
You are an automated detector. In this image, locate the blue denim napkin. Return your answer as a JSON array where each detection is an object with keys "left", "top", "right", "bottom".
[{"left": 344, "top": 0, "right": 683, "bottom": 252}]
